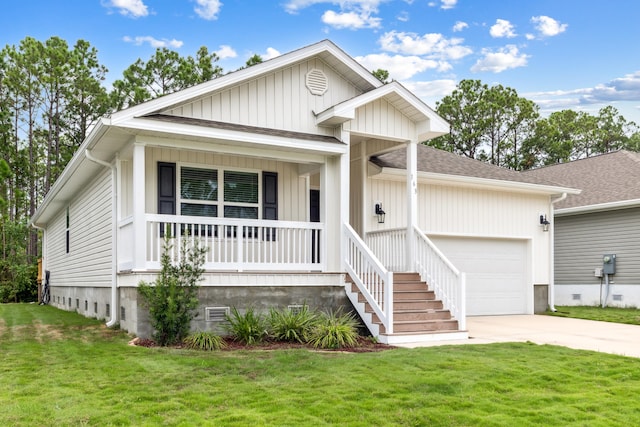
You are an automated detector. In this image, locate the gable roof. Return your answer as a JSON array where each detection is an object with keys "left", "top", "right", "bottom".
[
  {"left": 372, "top": 145, "right": 579, "bottom": 195},
  {"left": 523, "top": 150, "right": 640, "bottom": 212},
  {"left": 314, "top": 81, "right": 449, "bottom": 140},
  {"left": 110, "top": 39, "right": 382, "bottom": 125}
]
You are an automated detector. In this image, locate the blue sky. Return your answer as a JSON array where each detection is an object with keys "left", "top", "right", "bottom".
[{"left": 2, "top": 0, "right": 640, "bottom": 125}]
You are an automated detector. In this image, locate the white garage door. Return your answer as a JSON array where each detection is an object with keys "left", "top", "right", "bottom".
[{"left": 429, "top": 237, "right": 529, "bottom": 316}]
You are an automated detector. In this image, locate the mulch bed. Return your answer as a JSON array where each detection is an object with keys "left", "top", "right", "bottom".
[{"left": 129, "top": 336, "right": 395, "bottom": 353}]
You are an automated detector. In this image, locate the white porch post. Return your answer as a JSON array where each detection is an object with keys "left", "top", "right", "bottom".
[
  {"left": 132, "top": 142, "right": 146, "bottom": 271},
  {"left": 406, "top": 140, "right": 418, "bottom": 271}
]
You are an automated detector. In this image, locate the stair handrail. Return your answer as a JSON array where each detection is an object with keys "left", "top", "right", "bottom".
[
  {"left": 412, "top": 226, "right": 466, "bottom": 330},
  {"left": 343, "top": 223, "right": 394, "bottom": 334}
]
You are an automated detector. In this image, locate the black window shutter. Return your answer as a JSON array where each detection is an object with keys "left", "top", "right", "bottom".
[
  {"left": 157, "top": 162, "right": 176, "bottom": 214},
  {"left": 157, "top": 162, "right": 176, "bottom": 237},
  {"left": 262, "top": 172, "right": 278, "bottom": 241},
  {"left": 262, "top": 171, "right": 278, "bottom": 220}
]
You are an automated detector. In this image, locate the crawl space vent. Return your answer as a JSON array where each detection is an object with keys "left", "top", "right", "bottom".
[
  {"left": 613, "top": 294, "right": 623, "bottom": 302},
  {"left": 305, "top": 69, "right": 328, "bottom": 95},
  {"left": 206, "top": 306, "right": 230, "bottom": 322},
  {"left": 288, "top": 304, "right": 304, "bottom": 314}
]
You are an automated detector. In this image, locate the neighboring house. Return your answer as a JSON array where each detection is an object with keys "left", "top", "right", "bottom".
[
  {"left": 31, "top": 40, "right": 576, "bottom": 344},
  {"left": 525, "top": 150, "right": 640, "bottom": 308}
]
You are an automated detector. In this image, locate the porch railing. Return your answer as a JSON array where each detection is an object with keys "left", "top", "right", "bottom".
[
  {"left": 367, "top": 227, "right": 466, "bottom": 331},
  {"left": 344, "top": 223, "right": 393, "bottom": 334},
  {"left": 118, "top": 214, "right": 324, "bottom": 272}
]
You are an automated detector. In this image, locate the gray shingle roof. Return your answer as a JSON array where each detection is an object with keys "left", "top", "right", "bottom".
[
  {"left": 372, "top": 144, "right": 564, "bottom": 187},
  {"left": 523, "top": 150, "right": 640, "bottom": 209},
  {"left": 143, "top": 114, "right": 343, "bottom": 145}
]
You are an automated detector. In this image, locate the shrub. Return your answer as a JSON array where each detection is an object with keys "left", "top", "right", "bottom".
[
  {"left": 308, "top": 309, "right": 359, "bottom": 349},
  {"left": 268, "top": 305, "right": 316, "bottom": 343},
  {"left": 225, "top": 306, "right": 268, "bottom": 345},
  {"left": 138, "top": 233, "right": 207, "bottom": 346},
  {"left": 184, "top": 331, "right": 226, "bottom": 351}
]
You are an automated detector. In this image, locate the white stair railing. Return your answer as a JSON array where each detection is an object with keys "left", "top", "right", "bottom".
[
  {"left": 343, "top": 223, "right": 393, "bottom": 335},
  {"left": 367, "top": 227, "right": 466, "bottom": 331},
  {"left": 412, "top": 226, "right": 466, "bottom": 330}
]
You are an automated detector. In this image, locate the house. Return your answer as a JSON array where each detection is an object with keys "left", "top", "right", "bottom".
[
  {"left": 31, "top": 40, "right": 577, "bottom": 344},
  {"left": 524, "top": 150, "right": 640, "bottom": 308}
]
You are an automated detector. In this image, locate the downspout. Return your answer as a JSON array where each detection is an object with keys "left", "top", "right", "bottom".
[
  {"left": 85, "top": 149, "right": 119, "bottom": 327},
  {"left": 548, "top": 192, "right": 567, "bottom": 312},
  {"left": 30, "top": 223, "right": 46, "bottom": 303}
]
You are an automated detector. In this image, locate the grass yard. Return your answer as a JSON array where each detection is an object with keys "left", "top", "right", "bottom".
[
  {"left": 546, "top": 305, "right": 640, "bottom": 325},
  {"left": 2, "top": 304, "right": 640, "bottom": 426}
]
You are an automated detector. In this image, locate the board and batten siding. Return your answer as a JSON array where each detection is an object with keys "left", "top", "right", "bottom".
[
  {"left": 162, "top": 58, "right": 361, "bottom": 136},
  {"left": 346, "top": 99, "right": 416, "bottom": 142},
  {"left": 46, "top": 168, "right": 113, "bottom": 288},
  {"left": 144, "top": 147, "right": 308, "bottom": 222},
  {"left": 555, "top": 207, "right": 640, "bottom": 285},
  {"left": 367, "top": 177, "right": 551, "bottom": 283}
]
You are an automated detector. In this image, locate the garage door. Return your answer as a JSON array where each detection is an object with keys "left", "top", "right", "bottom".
[{"left": 429, "top": 237, "right": 529, "bottom": 316}]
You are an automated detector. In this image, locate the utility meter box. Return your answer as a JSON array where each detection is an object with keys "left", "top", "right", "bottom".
[{"left": 603, "top": 254, "right": 616, "bottom": 275}]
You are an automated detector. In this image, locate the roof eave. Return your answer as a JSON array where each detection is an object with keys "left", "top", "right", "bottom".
[
  {"left": 372, "top": 166, "right": 581, "bottom": 195},
  {"left": 555, "top": 198, "right": 640, "bottom": 216}
]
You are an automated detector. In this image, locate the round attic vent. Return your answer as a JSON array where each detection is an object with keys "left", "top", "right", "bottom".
[{"left": 305, "top": 69, "right": 328, "bottom": 95}]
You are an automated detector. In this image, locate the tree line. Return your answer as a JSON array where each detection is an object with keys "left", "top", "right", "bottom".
[
  {"left": 427, "top": 79, "right": 640, "bottom": 170},
  {"left": 0, "top": 36, "right": 234, "bottom": 301},
  {"left": 1, "top": 37, "right": 638, "bottom": 302}
]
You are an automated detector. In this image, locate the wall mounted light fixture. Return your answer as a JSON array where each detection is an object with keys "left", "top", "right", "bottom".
[
  {"left": 539, "top": 214, "right": 550, "bottom": 232},
  {"left": 375, "top": 203, "right": 386, "bottom": 224}
]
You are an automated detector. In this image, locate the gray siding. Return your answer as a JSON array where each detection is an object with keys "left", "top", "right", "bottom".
[{"left": 555, "top": 207, "right": 640, "bottom": 285}]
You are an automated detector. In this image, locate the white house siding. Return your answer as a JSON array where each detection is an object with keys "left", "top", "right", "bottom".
[
  {"left": 143, "top": 147, "right": 308, "bottom": 221},
  {"left": 554, "top": 207, "right": 640, "bottom": 307},
  {"left": 46, "top": 168, "right": 113, "bottom": 317},
  {"left": 367, "top": 177, "right": 551, "bottom": 285},
  {"left": 347, "top": 99, "right": 416, "bottom": 142},
  {"left": 162, "top": 58, "right": 361, "bottom": 135}
]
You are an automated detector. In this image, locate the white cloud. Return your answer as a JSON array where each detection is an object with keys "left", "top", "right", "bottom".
[
  {"left": 531, "top": 15, "right": 568, "bottom": 37},
  {"left": 193, "top": 0, "right": 222, "bottom": 20},
  {"left": 397, "top": 11, "right": 409, "bottom": 22},
  {"left": 322, "top": 9, "right": 381, "bottom": 29},
  {"left": 525, "top": 33, "right": 535, "bottom": 40},
  {"left": 215, "top": 45, "right": 237, "bottom": 59},
  {"left": 471, "top": 45, "right": 529, "bottom": 73},
  {"left": 105, "top": 0, "right": 148, "bottom": 18},
  {"left": 490, "top": 19, "right": 516, "bottom": 38},
  {"left": 355, "top": 53, "right": 440, "bottom": 80},
  {"left": 263, "top": 47, "right": 281, "bottom": 60},
  {"left": 526, "top": 72, "right": 640, "bottom": 121},
  {"left": 123, "top": 36, "right": 183, "bottom": 49},
  {"left": 283, "top": 0, "right": 385, "bottom": 29},
  {"left": 452, "top": 21, "right": 468, "bottom": 32},
  {"left": 440, "top": 0, "right": 457, "bottom": 9},
  {"left": 284, "top": 0, "right": 384, "bottom": 14},
  {"left": 379, "top": 31, "right": 472, "bottom": 60}
]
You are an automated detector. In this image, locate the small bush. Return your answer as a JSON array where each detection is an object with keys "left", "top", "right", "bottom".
[
  {"left": 308, "top": 309, "right": 359, "bottom": 349},
  {"left": 225, "top": 307, "right": 268, "bottom": 345},
  {"left": 184, "top": 331, "right": 226, "bottom": 351},
  {"left": 268, "top": 305, "right": 316, "bottom": 343},
  {"left": 138, "top": 234, "right": 207, "bottom": 346}
]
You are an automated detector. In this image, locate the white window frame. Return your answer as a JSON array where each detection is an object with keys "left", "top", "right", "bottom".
[{"left": 176, "top": 163, "right": 262, "bottom": 219}]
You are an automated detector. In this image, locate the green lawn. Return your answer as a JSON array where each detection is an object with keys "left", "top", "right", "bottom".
[
  {"left": 3, "top": 304, "right": 640, "bottom": 426},
  {"left": 546, "top": 305, "right": 640, "bottom": 325}
]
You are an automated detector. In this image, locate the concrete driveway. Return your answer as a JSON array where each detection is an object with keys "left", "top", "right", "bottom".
[{"left": 400, "top": 315, "right": 640, "bottom": 358}]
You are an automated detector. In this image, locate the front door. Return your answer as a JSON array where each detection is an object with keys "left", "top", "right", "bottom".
[{"left": 310, "top": 189, "right": 320, "bottom": 263}]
